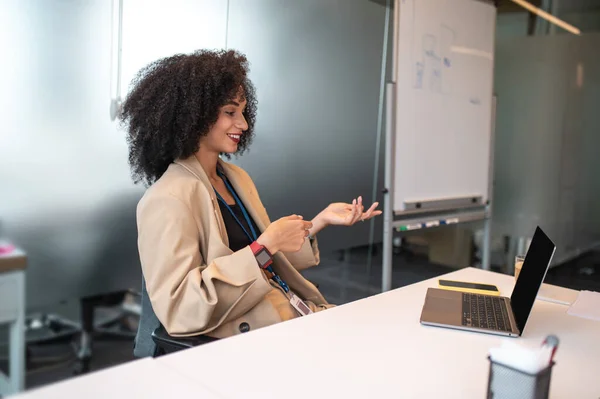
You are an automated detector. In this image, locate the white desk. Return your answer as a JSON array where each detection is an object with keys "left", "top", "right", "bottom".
[
  {"left": 156, "top": 267, "right": 600, "bottom": 398},
  {"left": 0, "top": 244, "right": 26, "bottom": 395},
  {"left": 8, "top": 358, "right": 223, "bottom": 399}
]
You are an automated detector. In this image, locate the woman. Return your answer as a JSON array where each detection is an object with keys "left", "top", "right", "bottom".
[{"left": 120, "top": 49, "right": 381, "bottom": 351}]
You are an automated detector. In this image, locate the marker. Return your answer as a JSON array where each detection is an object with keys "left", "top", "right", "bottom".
[
  {"left": 399, "top": 217, "right": 460, "bottom": 231},
  {"left": 399, "top": 223, "right": 423, "bottom": 231}
]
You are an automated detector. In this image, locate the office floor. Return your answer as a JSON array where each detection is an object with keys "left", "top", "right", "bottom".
[{"left": 1, "top": 245, "right": 599, "bottom": 392}]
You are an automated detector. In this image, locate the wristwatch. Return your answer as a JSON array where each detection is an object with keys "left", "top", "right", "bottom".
[{"left": 249, "top": 241, "right": 273, "bottom": 269}]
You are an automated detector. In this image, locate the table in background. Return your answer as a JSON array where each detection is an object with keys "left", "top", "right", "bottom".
[
  {"left": 0, "top": 243, "right": 26, "bottom": 395},
  {"left": 156, "top": 267, "right": 599, "bottom": 398}
]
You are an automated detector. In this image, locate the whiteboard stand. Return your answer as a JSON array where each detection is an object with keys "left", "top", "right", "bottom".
[
  {"left": 380, "top": 0, "right": 497, "bottom": 292},
  {"left": 381, "top": 83, "right": 496, "bottom": 292}
]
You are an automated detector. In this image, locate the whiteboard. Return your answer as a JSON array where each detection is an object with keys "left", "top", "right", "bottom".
[{"left": 394, "top": 0, "right": 496, "bottom": 214}]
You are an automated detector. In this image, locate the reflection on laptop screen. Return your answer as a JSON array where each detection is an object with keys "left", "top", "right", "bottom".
[{"left": 510, "top": 227, "right": 556, "bottom": 333}]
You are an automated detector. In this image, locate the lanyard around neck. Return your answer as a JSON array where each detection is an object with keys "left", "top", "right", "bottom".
[
  {"left": 214, "top": 169, "right": 258, "bottom": 242},
  {"left": 213, "top": 168, "right": 290, "bottom": 293}
]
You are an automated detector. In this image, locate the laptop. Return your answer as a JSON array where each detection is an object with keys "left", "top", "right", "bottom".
[{"left": 420, "top": 226, "right": 556, "bottom": 337}]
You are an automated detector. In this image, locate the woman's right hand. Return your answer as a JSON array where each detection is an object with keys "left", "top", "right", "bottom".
[{"left": 256, "top": 215, "right": 313, "bottom": 254}]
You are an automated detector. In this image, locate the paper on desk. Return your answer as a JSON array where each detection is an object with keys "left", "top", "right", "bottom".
[
  {"left": 537, "top": 283, "right": 579, "bottom": 306},
  {"left": 489, "top": 341, "right": 553, "bottom": 374},
  {"left": 567, "top": 290, "right": 600, "bottom": 321}
]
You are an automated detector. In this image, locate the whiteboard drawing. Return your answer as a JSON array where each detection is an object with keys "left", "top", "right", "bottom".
[
  {"left": 412, "top": 25, "right": 455, "bottom": 95},
  {"left": 440, "top": 24, "right": 455, "bottom": 95},
  {"left": 413, "top": 34, "right": 439, "bottom": 91}
]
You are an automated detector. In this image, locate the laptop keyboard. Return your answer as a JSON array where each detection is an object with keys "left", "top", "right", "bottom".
[{"left": 462, "top": 293, "right": 512, "bottom": 332}]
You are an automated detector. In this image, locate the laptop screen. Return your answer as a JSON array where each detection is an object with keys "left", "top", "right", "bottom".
[{"left": 510, "top": 227, "right": 556, "bottom": 334}]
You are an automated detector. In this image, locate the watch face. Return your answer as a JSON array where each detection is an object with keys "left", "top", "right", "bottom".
[{"left": 255, "top": 249, "right": 271, "bottom": 266}]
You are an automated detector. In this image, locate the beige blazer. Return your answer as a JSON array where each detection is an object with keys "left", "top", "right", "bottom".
[{"left": 136, "top": 155, "right": 333, "bottom": 338}]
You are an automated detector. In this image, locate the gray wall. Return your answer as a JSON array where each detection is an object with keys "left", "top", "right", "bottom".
[
  {"left": 495, "top": 1, "right": 600, "bottom": 37},
  {"left": 1, "top": 0, "right": 144, "bottom": 311},
  {"left": 493, "top": 32, "right": 600, "bottom": 264},
  {"left": 0, "top": 0, "right": 229, "bottom": 311},
  {"left": 226, "top": 0, "right": 388, "bottom": 253},
  {"left": 0, "top": 0, "right": 389, "bottom": 310}
]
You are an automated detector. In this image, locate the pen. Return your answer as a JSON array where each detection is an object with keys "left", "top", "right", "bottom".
[{"left": 542, "top": 334, "right": 559, "bottom": 365}]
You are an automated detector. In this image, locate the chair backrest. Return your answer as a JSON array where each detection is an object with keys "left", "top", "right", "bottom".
[{"left": 133, "top": 278, "right": 161, "bottom": 357}]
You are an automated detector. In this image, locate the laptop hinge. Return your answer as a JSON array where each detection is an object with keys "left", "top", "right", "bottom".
[{"left": 506, "top": 297, "right": 520, "bottom": 334}]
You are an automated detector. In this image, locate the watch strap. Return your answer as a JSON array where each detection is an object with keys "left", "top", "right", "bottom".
[{"left": 250, "top": 241, "right": 273, "bottom": 269}]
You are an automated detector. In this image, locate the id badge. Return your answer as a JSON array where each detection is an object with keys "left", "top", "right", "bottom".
[{"left": 290, "top": 293, "right": 313, "bottom": 316}]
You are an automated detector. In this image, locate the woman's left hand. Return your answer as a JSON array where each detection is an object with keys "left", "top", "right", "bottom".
[
  {"left": 320, "top": 196, "right": 382, "bottom": 227},
  {"left": 308, "top": 196, "right": 382, "bottom": 237}
]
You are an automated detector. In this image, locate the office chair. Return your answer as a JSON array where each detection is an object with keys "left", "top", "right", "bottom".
[
  {"left": 73, "top": 291, "right": 139, "bottom": 374},
  {"left": 151, "top": 325, "right": 218, "bottom": 357},
  {"left": 135, "top": 279, "right": 217, "bottom": 357}
]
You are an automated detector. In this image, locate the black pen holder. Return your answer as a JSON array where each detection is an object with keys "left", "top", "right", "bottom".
[{"left": 486, "top": 356, "right": 554, "bottom": 399}]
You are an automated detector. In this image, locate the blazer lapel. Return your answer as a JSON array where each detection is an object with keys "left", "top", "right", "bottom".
[{"left": 174, "top": 155, "right": 229, "bottom": 246}]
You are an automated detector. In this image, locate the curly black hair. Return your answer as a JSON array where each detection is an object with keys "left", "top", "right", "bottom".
[{"left": 119, "top": 49, "right": 257, "bottom": 186}]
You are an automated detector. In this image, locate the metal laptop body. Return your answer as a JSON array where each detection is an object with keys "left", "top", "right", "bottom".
[{"left": 420, "top": 227, "right": 556, "bottom": 337}]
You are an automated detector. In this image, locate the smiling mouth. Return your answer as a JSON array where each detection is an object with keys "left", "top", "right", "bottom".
[{"left": 227, "top": 134, "right": 241, "bottom": 143}]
